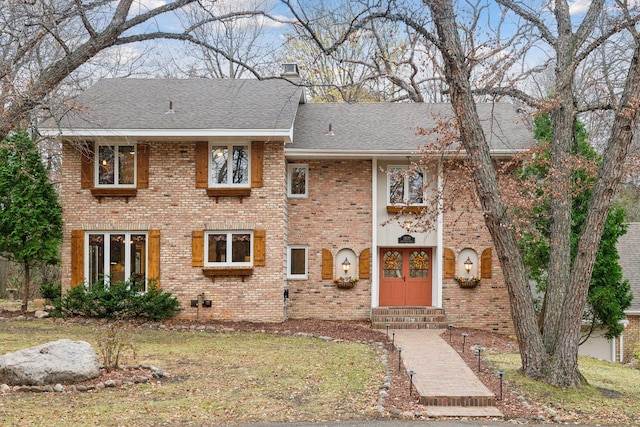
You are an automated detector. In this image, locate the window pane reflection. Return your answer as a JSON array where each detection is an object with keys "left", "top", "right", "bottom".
[
  {"left": 118, "top": 145, "right": 135, "bottom": 185},
  {"left": 98, "top": 146, "right": 115, "bottom": 184},
  {"left": 207, "top": 233, "right": 227, "bottom": 263},
  {"left": 232, "top": 146, "right": 248, "bottom": 184}
]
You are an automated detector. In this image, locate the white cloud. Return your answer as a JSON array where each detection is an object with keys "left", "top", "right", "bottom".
[
  {"left": 134, "top": 0, "right": 168, "bottom": 11},
  {"left": 569, "top": 0, "right": 591, "bottom": 15}
]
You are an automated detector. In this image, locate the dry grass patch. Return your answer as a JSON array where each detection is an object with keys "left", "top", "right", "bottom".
[
  {"left": 488, "top": 352, "right": 640, "bottom": 425},
  {"left": 0, "top": 321, "right": 385, "bottom": 426}
]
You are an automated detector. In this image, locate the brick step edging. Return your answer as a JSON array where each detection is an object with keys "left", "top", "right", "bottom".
[{"left": 419, "top": 395, "right": 496, "bottom": 407}]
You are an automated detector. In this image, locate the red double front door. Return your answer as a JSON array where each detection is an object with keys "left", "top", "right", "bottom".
[{"left": 379, "top": 247, "right": 432, "bottom": 306}]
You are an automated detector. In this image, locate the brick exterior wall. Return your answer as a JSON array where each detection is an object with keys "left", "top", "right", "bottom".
[
  {"left": 440, "top": 177, "right": 514, "bottom": 334},
  {"left": 623, "top": 315, "right": 640, "bottom": 362},
  {"left": 286, "top": 159, "right": 373, "bottom": 320},
  {"left": 60, "top": 140, "right": 287, "bottom": 322}
]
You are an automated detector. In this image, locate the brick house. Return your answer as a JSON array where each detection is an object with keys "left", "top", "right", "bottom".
[{"left": 45, "top": 72, "right": 531, "bottom": 332}]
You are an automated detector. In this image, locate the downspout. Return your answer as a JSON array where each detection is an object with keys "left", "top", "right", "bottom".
[
  {"left": 436, "top": 157, "right": 444, "bottom": 308},
  {"left": 371, "top": 158, "right": 379, "bottom": 309}
]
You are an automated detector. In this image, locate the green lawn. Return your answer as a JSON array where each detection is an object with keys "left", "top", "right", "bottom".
[{"left": 0, "top": 320, "right": 384, "bottom": 426}]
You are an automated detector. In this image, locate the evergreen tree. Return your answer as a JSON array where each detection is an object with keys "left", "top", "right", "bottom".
[
  {"left": 521, "top": 115, "right": 632, "bottom": 340},
  {"left": 0, "top": 130, "right": 62, "bottom": 313}
]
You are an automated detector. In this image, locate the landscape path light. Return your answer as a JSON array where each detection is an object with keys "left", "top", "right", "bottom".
[
  {"left": 496, "top": 370, "right": 505, "bottom": 400},
  {"left": 475, "top": 345, "right": 485, "bottom": 372},
  {"left": 409, "top": 370, "right": 415, "bottom": 397}
]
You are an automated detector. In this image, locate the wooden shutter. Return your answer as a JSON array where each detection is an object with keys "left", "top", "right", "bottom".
[
  {"left": 195, "top": 141, "right": 208, "bottom": 188},
  {"left": 322, "top": 249, "right": 333, "bottom": 280},
  {"left": 137, "top": 143, "right": 150, "bottom": 189},
  {"left": 359, "top": 248, "right": 371, "bottom": 279},
  {"left": 253, "top": 229, "right": 266, "bottom": 266},
  {"left": 80, "top": 142, "right": 94, "bottom": 189},
  {"left": 251, "top": 141, "right": 264, "bottom": 188},
  {"left": 148, "top": 230, "right": 161, "bottom": 288},
  {"left": 71, "top": 230, "right": 84, "bottom": 287},
  {"left": 443, "top": 248, "right": 455, "bottom": 279},
  {"left": 481, "top": 248, "right": 492, "bottom": 279},
  {"left": 192, "top": 230, "right": 204, "bottom": 267}
]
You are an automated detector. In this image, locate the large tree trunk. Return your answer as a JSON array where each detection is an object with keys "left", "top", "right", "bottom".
[
  {"left": 21, "top": 261, "right": 30, "bottom": 314},
  {"left": 541, "top": 0, "right": 577, "bottom": 382},
  {"left": 550, "top": 37, "right": 640, "bottom": 387},
  {"left": 426, "top": 0, "right": 547, "bottom": 378}
]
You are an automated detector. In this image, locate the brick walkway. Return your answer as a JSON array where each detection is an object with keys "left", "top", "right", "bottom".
[{"left": 392, "top": 329, "right": 503, "bottom": 417}]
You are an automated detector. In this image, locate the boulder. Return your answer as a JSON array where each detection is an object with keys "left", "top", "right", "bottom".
[
  {"left": 0, "top": 339, "right": 100, "bottom": 385},
  {"left": 34, "top": 310, "right": 49, "bottom": 319}
]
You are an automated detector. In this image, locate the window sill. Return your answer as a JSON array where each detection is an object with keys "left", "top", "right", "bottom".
[
  {"left": 90, "top": 188, "right": 137, "bottom": 203},
  {"left": 202, "top": 268, "right": 253, "bottom": 281},
  {"left": 386, "top": 205, "right": 425, "bottom": 214},
  {"left": 91, "top": 187, "right": 137, "bottom": 197},
  {"left": 206, "top": 188, "right": 251, "bottom": 197}
]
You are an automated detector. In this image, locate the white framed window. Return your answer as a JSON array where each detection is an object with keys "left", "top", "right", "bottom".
[
  {"left": 287, "top": 245, "right": 308, "bottom": 279},
  {"left": 287, "top": 163, "right": 308, "bottom": 198},
  {"left": 387, "top": 165, "right": 425, "bottom": 205},
  {"left": 95, "top": 142, "right": 136, "bottom": 187},
  {"left": 205, "top": 231, "right": 253, "bottom": 267},
  {"left": 85, "top": 231, "right": 148, "bottom": 290},
  {"left": 209, "top": 142, "right": 250, "bottom": 187}
]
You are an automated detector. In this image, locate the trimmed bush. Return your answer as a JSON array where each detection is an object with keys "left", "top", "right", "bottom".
[
  {"left": 39, "top": 282, "right": 62, "bottom": 301},
  {"left": 54, "top": 279, "right": 180, "bottom": 321}
]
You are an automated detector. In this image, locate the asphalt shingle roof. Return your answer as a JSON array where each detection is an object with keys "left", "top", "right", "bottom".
[
  {"left": 52, "top": 78, "right": 531, "bottom": 154},
  {"left": 289, "top": 102, "right": 532, "bottom": 153},
  {"left": 57, "top": 78, "right": 304, "bottom": 131}
]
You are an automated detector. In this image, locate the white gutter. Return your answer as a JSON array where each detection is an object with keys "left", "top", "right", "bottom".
[
  {"left": 284, "top": 148, "right": 528, "bottom": 159},
  {"left": 41, "top": 128, "right": 294, "bottom": 141}
]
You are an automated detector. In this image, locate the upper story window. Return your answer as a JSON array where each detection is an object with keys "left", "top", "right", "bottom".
[
  {"left": 287, "top": 163, "right": 308, "bottom": 198},
  {"left": 387, "top": 166, "right": 425, "bottom": 205},
  {"left": 80, "top": 141, "right": 149, "bottom": 197},
  {"left": 195, "top": 141, "right": 264, "bottom": 197},
  {"left": 205, "top": 231, "right": 253, "bottom": 267},
  {"left": 96, "top": 143, "right": 136, "bottom": 187},
  {"left": 209, "top": 143, "right": 250, "bottom": 187}
]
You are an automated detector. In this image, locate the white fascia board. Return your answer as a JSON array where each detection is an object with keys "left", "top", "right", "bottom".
[
  {"left": 624, "top": 310, "right": 640, "bottom": 315},
  {"left": 285, "top": 149, "right": 418, "bottom": 159},
  {"left": 43, "top": 128, "right": 293, "bottom": 142},
  {"left": 285, "top": 148, "right": 528, "bottom": 159}
]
